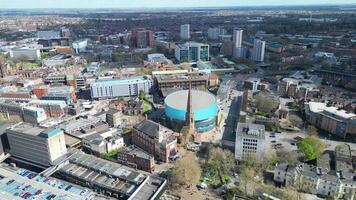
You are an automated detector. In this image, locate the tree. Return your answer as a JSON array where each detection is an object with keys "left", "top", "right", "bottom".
[
  {"left": 207, "top": 147, "right": 235, "bottom": 185},
  {"left": 170, "top": 154, "right": 201, "bottom": 186},
  {"left": 240, "top": 168, "right": 258, "bottom": 196},
  {"left": 276, "top": 150, "right": 299, "bottom": 166},
  {"left": 289, "top": 114, "right": 303, "bottom": 128},
  {"left": 254, "top": 92, "right": 279, "bottom": 114},
  {"left": 138, "top": 90, "right": 145, "bottom": 100},
  {"left": 307, "top": 125, "right": 318, "bottom": 135},
  {"left": 298, "top": 135, "right": 325, "bottom": 161}
]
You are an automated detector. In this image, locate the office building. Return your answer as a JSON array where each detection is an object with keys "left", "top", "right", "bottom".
[
  {"left": 72, "top": 39, "right": 88, "bottom": 54},
  {"left": 180, "top": 24, "right": 190, "bottom": 40},
  {"left": 232, "top": 29, "right": 243, "bottom": 58},
  {"left": 131, "top": 28, "right": 154, "bottom": 48},
  {"left": 155, "top": 72, "right": 209, "bottom": 96},
  {"left": 90, "top": 77, "right": 153, "bottom": 99},
  {"left": 23, "top": 106, "right": 47, "bottom": 124},
  {"left": 9, "top": 48, "right": 41, "bottom": 61},
  {"left": 132, "top": 120, "right": 177, "bottom": 162},
  {"left": 175, "top": 42, "right": 209, "bottom": 62},
  {"left": 305, "top": 102, "right": 356, "bottom": 138},
  {"left": 5, "top": 123, "right": 67, "bottom": 167},
  {"left": 252, "top": 39, "right": 266, "bottom": 62},
  {"left": 235, "top": 123, "right": 266, "bottom": 160},
  {"left": 41, "top": 86, "right": 76, "bottom": 104},
  {"left": 208, "top": 27, "right": 227, "bottom": 40}
]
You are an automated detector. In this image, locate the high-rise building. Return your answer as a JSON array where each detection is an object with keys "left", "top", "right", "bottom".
[
  {"left": 180, "top": 24, "right": 190, "bottom": 40},
  {"left": 208, "top": 27, "right": 227, "bottom": 40},
  {"left": 252, "top": 39, "right": 266, "bottom": 62},
  {"left": 175, "top": 42, "right": 209, "bottom": 63},
  {"left": 232, "top": 29, "right": 243, "bottom": 58},
  {"left": 5, "top": 123, "right": 67, "bottom": 167},
  {"left": 131, "top": 28, "right": 154, "bottom": 48}
]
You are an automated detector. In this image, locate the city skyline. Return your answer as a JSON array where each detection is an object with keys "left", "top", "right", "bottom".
[{"left": 1, "top": 0, "right": 356, "bottom": 9}]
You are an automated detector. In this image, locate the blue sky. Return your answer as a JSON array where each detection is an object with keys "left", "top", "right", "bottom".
[{"left": 1, "top": 0, "right": 356, "bottom": 9}]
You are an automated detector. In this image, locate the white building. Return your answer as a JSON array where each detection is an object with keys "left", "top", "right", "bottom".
[
  {"left": 180, "top": 24, "right": 190, "bottom": 40},
  {"left": 274, "top": 163, "right": 356, "bottom": 199},
  {"left": 72, "top": 39, "right": 88, "bottom": 54},
  {"left": 9, "top": 47, "right": 41, "bottom": 61},
  {"left": 232, "top": 29, "right": 243, "bottom": 58},
  {"left": 252, "top": 39, "right": 266, "bottom": 62},
  {"left": 90, "top": 76, "right": 153, "bottom": 99},
  {"left": 5, "top": 123, "right": 67, "bottom": 167},
  {"left": 235, "top": 123, "right": 266, "bottom": 160}
]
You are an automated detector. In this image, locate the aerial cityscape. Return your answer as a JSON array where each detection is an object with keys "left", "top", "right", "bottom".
[{"left": 0, "top": 1, "right": 355, "bottom": 200}]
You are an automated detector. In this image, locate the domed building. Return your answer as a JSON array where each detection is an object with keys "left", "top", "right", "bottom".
[{"left": 164, "top": 89, "right": 218, "bottom": 133}]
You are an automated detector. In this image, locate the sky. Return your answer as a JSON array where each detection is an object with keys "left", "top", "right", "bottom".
[{"left": 1, "top": 0, "right": 356, "bottom": 9}]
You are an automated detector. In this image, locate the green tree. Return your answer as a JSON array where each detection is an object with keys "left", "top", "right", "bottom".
[
  {"left": 207, "top": 147, "right": 235, "bottom": 185},
  {"left": 298, "top": 135, "right": 325, "bottom": 161},
  {"left": 170, "top": 154, "right": 201, "bottom": 186},
  {"left": 254, "top": 92, "right": 279, "bottom": 113},
  {"left": 138, "top": 90, "right": 145, "bottom": 100}
]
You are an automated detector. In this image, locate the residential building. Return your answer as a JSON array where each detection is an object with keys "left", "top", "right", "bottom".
[
  {"left": 180, "top": 24, "right": 190, "bottom": 40},
  {"left": 274, "top": 162, "right": 355, "bottom": 199},
  {"left": 232, "top": 29, "right": 243, "bottom": 58},
  {"left": 117, "top": 145, "right": 155, "bottom": 172},
  {"left": 252, "top": 39, "right": 266, "bottom": 62},
  {"left": 208, "top": 27, "right": 227, "bottom": 40},
  {"left": 4, "top": 123, "right": 67, "bottom": 167},
  {"left": 175, "top": 42, "right": 209, "bottom": 62},
  {"left": 131, "top": 28, "right": 154, "bottom": 48},
  {"left": 235, "top": 123, "right": 266, "bottom": 160},
  {"left": 305, "top": 102, "right": 356, "bottom": 138},
  {"left": 244, "top": 77, "right": 269, "bottom": 92},
  {"left": 90, "top": 76, "right": 153, "bottom": 99},
  {"left": 132, "top": 120, "right": 177, "bottom": 162}
]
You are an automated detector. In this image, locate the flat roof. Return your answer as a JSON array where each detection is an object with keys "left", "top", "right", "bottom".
[
  {"left": 307, "top": 102, "right": 356, "bottom": 119},
  {"left": 0, "top": 163, "right": 92, "bottom": 200},
  {"left": 165, "top": 90, "right": 216, "bottom": 111},
  {"left": 90, "top": 76, "right": 149, "bottom": 87}
]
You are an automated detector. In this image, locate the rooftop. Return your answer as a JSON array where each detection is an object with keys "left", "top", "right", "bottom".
[
  {"left": 307, "top": 102, "right": 356, "bottom": 120},
  {"left": 236, "top": 123, "right": 265, "bottom": 139},
  {"left": 165, "top": 90, "right": 216, "bottom": 111}
]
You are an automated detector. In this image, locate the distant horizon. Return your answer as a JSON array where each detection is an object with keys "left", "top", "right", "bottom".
[{"left": 1, "top": 0, "right": 356, "bottom": 9}]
